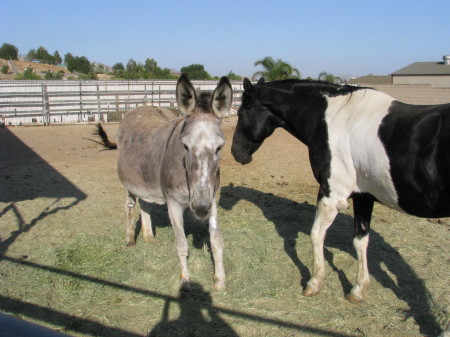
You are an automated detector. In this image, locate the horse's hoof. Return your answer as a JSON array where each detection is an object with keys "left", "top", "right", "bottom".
[
  {"left": 345, "top": 292, "right": 365, "bottom": 304},
  {"left": 302, "top": 285, "right": 320, "bottom": 297},
  {"left": 125, "top": 240, "right": 136, "bottom": 246},
  {"left": 144, "top": 236, "right": 157, "bottom": 243}
]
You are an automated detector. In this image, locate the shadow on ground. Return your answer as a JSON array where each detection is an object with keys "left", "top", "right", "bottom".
[
  {"left": 0, "top": 127, "right": 86, "bottom": 255},
  {"left": 219, "top": 184, "right": 442, "bottom": 336}
]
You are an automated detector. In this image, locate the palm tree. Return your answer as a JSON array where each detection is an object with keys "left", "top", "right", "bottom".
[
  {"left": 318, "top": 71, "right": 344, "bottom": 84},
  {"left": 252, "top": 56, "right": 301, "bottom": 81}
]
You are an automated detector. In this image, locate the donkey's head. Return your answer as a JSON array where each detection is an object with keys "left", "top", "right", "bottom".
[{"left": 176, "top": 73, "right": 232, "bottom": 220}]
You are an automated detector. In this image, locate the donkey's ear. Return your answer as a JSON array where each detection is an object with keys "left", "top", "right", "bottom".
[
  {"left": 212, "top": 76, "right": 233, "bottom": 119},
  {"left": 257, "top": 77, "right": 265, "bottom": 84},
  {"left": 243, "top": 78, "right": 253, "bottom": 95},
  {"left": 176, "top": 73, "right": 197, "bottom": 116}
]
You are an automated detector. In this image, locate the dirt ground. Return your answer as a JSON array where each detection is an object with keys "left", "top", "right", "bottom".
[{"left": 0, "top": 109, "right": 448, "bottom": 336}]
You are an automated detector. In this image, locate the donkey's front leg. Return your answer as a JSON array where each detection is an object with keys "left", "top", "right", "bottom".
[
  {"left": 167, "top": 199, "right": 191, "bottom": 292},
  {"left": 303, "top": 197, "right": 339, "bottom": 297},
  {"left": 208, "top": 202, "right": 226, "bottom": 291}
]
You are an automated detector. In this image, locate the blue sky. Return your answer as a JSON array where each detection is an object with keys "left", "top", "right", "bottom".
[{"left": 2, "top": 0, "right": 449, "bottom": 78}]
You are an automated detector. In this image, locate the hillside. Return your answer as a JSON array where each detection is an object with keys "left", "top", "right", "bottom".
[{"left": 0, "top": 58, "right": 72, "bottom": 80}]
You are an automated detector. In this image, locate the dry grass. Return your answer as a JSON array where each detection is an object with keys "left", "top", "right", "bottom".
[{"left": 0, "top": 116, "right": 448, "bottom": 336}]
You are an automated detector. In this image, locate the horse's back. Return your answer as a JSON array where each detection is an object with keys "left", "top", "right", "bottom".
[{"left": 117, "top": 111, "right": 182, "bottom": 204}]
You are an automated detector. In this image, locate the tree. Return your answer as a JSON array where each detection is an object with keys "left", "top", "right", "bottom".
[
  {"left": 31, "top": 46, "right": 56, "bottom": 64},
  {"left": 0, "top": 43, "right": 19, "bottom": 60},
  {"left": 252, "top": 56, "right": 300, "bottom": 81},
  {"left": 64, "top": 53, "right": 92, "bottom": 74},
  {"left": 318, "top": 71, "right": 343, "bottom": 84},
  {"left": 112, "top": 62, "right": 125, "bottom": 77},
  {"left": 180, "top": 64, "right": 211, "bottom": 80},
  {"left": 227, "top": 71, "right": 242, "bottom": 81},
  {"left": 53, "top": 51, "right": 62, "bottom": 64}
]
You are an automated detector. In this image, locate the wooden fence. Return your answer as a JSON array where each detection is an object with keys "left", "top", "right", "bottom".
[{"left": 0, "top": 80, "right": 244, "bottom": 126}]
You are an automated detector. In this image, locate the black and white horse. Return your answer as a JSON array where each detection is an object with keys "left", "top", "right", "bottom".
[{"left": 231, "top": 77, "right": 450, "bottom": 304}]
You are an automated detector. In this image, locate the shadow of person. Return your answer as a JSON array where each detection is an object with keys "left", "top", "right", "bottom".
[
  {"left": 148, "top": 282, "right": 239, "bottom": 337},
  {"left": 219, "top": 184, "right": 442, "bottom": 336}
]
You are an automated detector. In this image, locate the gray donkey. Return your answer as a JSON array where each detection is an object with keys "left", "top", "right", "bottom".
[{"left": 96, "top": 74, "right": 232, "bottom": 291}]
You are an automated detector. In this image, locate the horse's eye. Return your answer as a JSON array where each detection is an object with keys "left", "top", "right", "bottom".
[
  {"left": 216, "top": 146, "right": 223, "bottom": 154},
  {"left": 183, "top": 144, "right": 189, "bottom": 152}
]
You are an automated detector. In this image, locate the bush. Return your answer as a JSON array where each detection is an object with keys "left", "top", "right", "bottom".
[
  {"left": 15, "top": 67, "right": 42, "bottom": 80},
  {"left": 1, "top": 65, "right": 8, "bottom": 74}
]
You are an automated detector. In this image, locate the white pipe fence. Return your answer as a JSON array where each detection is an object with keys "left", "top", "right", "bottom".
[{"left": 0, "top": 80, "right": 244, "bottom": 126}]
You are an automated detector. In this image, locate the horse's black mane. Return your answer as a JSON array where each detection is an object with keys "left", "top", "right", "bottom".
[{"left": 259, "top": 78, "right": 370, "bottom": 96}]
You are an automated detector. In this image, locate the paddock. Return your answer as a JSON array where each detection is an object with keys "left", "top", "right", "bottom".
[{"left": 0, "top": 112, "right": 448, "bottom": 336}]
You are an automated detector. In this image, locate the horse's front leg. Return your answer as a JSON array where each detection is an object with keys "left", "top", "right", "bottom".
[
  {"left": 208, "top": 202, "right": 226, "bottom": 291},
  {"left": 303, "top": 197, "right": 339, "bottom": 297},
  {"left": 167, "top": 199, "right": 191, "bottom": 292}
]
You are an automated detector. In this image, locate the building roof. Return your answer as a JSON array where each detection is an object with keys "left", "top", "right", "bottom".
[
  {"left": 392, "top": 61, "right": 450, "bottom": 76},
  {"left": 348, "top": 75, "right": 392, "bottom": 85}
]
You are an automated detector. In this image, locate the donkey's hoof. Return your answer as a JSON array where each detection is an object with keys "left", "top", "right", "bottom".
[
  {"left": 345, "top": 292, "right": 365, "bottom": 304},
  {"left": 213, "top": 282, "right": 227, "bottom": 292},
  {"left": 180, "top": 281, "right": 193, "bottom": 296},
  {"left": 125, "top": 240, "right": 136, "bottom": 246},
  {"left": 144, "top": 237, "right": 158, "bottom": 243}
]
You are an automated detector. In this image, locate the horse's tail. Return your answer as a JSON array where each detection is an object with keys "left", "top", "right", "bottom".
[{"left": 92, "top": 123, "right": 117, "bottom": 149}]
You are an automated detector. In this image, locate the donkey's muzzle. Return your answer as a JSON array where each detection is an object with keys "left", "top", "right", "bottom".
[{"left": 191, "top": 202, "right": 212, "bottom": 220}]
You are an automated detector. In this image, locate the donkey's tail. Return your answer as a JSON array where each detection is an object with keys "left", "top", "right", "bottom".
[{"left": 91, "top": 123, "right": 117, "bottom": 149}]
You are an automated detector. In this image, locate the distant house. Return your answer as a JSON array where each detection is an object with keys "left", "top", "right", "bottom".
[{"left": 391, "top": 55, "right": 450, "bottom": 88}]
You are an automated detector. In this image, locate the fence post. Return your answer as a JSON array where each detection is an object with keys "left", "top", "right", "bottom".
[
  {"left": 96, "top": 82, "right": 102, "bottom": 122},
  {"left": 144, "top": 83, "right": 147, "bottom": 106},
  {"left": 79, "top": 82, "right": 82, "bottom": 122},
  {"left": 41, "top": 83, "right": 50, "bottom": 126}
]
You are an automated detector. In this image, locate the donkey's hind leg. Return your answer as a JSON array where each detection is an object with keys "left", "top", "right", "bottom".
[
  {"left": 139, "top": 199, "right": 156, "bottom": 242},
  {"left": 125, "top": 192, "right": 137, "bottom": 246}
]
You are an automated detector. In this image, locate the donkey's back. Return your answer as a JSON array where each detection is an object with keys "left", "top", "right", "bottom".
[{"left": 117, "top": 110, "right": 183, "bottom": 205}]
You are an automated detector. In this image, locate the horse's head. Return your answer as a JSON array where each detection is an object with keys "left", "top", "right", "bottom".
[
  {"left": 231, "top": 77, "right": 282, "bottom": 164},
  {"left": 176, "top": 74, "right": 232, "bottom": 220}
]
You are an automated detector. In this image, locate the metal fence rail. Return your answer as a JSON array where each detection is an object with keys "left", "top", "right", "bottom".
[{"left": 0, "top": 80, "right": 244, "bottom": 125}]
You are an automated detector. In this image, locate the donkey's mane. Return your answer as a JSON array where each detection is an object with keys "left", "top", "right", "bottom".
[{"left": 197, "top": 92, "right": 213, "bottom": 113}]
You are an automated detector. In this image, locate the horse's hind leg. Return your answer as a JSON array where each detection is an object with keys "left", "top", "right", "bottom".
[
  {"left": 125, "top": 192, "right": 137, "bottom": 246},
  {"left": 139, "top": 199, "right": 156, "bottom": 242},
  {"left": 346, "top": 195, "right": 373, "bottom": 303}
]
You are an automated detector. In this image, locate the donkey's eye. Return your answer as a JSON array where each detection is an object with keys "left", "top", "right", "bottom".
[
  {"left": 183, "top": 144, "right": 189, "bottom": 152},
  {"left": 215, "top": 146, "right": 223, "bottom": 154}
]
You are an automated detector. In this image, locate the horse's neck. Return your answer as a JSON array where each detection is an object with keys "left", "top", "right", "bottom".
[{"left": 274, "top": 101, "right": 323, "bottom": 146}]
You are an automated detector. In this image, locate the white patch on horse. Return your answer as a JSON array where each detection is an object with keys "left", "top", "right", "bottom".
[{"left": 325, "top": 90, "right": 403, "bottom": 212}]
